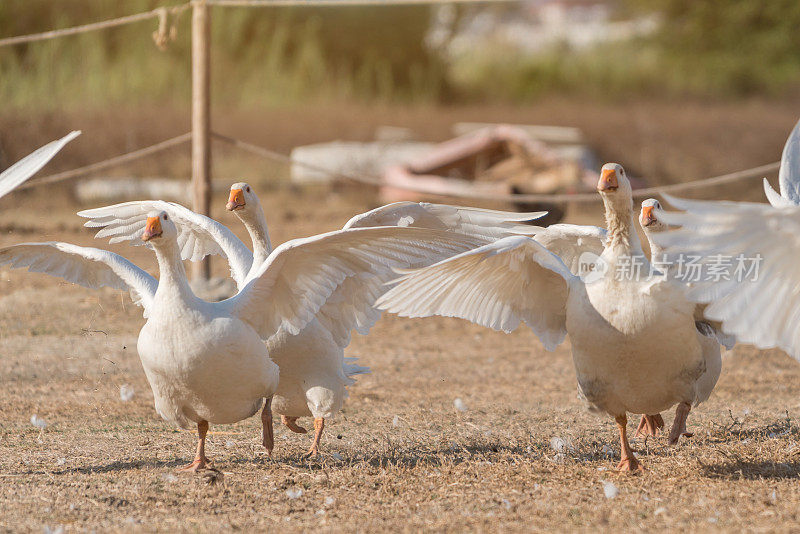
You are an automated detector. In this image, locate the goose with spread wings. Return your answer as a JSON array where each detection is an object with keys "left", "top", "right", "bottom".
[
  {"left": 0, "top": 209, "right": 489, "bottom": 469},
  {"left": 378, "top": 164, "right": 707, "bottom": 471},
  {"left": 77, "top": 184, "right": 544, "bottom": 456}
]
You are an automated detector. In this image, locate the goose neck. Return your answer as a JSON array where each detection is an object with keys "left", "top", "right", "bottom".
[
  {"left": 603, "top": 196, "right": 643, "bottom": 256},
  {"left": 646, "top": 234, "right": 664, "bottom": 260},
  {"left": 238, "top": 206, "right": 272, "bottom": 267},
  {"left": 152, "top": 240, "right": 195, "bottom": 302}
]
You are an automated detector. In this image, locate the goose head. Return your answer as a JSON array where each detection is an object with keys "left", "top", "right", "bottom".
[
  {"left": 639, "top": 198, "right": 667, "bottom": 232},
  {"left": 597, "top": 163, "right": 632, "bottom": 203},
  {"left": 226, "top": 182, "right": 261, "bottom": 216},
  {"left": 141, "top": 210, "right": 178, "bottom": 243}
]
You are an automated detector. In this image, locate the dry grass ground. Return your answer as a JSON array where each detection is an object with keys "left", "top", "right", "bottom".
[{"left": 1, "top": 102, "right": 800, "bottom": 532}]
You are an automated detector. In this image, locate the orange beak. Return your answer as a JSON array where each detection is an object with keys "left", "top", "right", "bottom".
[
  {"left": 597, "top": 168, "right": 619, "bottom": 192},
  {"left": 226, "top": 189, "right": 245, "bottom": 211},
  {"left": 640, "top": 206, "right": 656, "bottom": 226},
  {"left": 141, "top": 216, "right": 162, "bottom": 242}
]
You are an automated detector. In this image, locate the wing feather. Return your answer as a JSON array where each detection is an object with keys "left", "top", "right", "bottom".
[
  {"left": 78, "top": 201, "right": 253, "bottom": 287},
  {"left": 0, "top": 242, "right": 157, "bottom": 313},
  {"left": 312, "top": 202, "right": 544, "bottom": 347},
  {"left": 224, "top": 226, "right": 487, "bottom": 342},
  {"left": 0, "top": 131, "right": 80, "bottom": 199},
  {"left": 778, "top": 118, "right": 800, "bottom": 205},
  {"left": 376, "top": 235, "right": 575, "bottom": 351},
  {"left": 342, "top": 201, "right": 543, "bottom": 239},
  {"left": 764, "top": 178, "right": 793, "bottom": 207},
  {"left": 654, "top": 194, "right": 800, "bottom": 358},
  {"left": 531, "top": 224, "right": 607, "bottom": 274}
]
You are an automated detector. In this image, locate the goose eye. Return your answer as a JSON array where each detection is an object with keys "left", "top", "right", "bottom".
[
  {"left": 163, "top": 214, "right": 168, "bottom": 220},
  {"left": 246, "top": 186, "right": 251, "bottom": 192}
]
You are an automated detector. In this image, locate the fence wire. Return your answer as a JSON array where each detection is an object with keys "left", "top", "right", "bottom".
[
  {"left": 0, "top": 4, "right": 191, "bottom": 48},
  {"left": 15, "top": 130, "right": 778, "bottom": 204},
  {"left": 20, "top": 133, "right": 192, "bottom": 191},
  {"left": 0, "top": 0, "right": 515, "bottom": 48}
]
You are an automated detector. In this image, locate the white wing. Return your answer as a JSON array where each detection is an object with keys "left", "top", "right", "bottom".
[
  {"left": 312, "top": 201, "right": 544, "bottom": 347},
  {"left": 313, "top": 272, "right": 384, "bottom": 348},
  {"left": 763, "top": 178, "right": 793, "bottom": 207},
  {"left": 223, "top": 226, "right": 487, "bottom": 341},
  {"left": 78, "top": 201, "right": 253, "bottom": 287},
  {"left": 376, "top": 235, "right": 576, "bottom": 351},
  {"left": 655, "top": 193, "right": 800, "bottom": 358},
  {"left": 0, "top": 242, "right": 157, "bottom": 313},
  {"left": 342, "top": 201, "right": 543, "bottom": 240},
  {"left": 0, "top": 131, "right": 80, "bottom": 199},
  {"left": 778, "top": 118, "right": 800, "bottom": 205},
  {"left": 532, "top": 224, "right": 607, "bottom": 274}
]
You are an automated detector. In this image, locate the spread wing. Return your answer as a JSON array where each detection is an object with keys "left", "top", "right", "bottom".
[
  {"left": 532, "top": 224, "right": 607, "bottom": 274},
  {"left": 342, "top": 201, "right": 543, "bottom": 240},
  {"left": 0, "top": 242, "right": 157, "bottom": 314},
  {"left": 78, "top": 201, "right": 253, "bottom": 287},
  {"left": 763, "top": 178, "right": 793, "bottom": 208},
  {"left": 778, "top": 118, "right": 800, "bottom": 205},
  {"left": 311, "top": 201, "right": 544, "bottom": 348},
  {"left": 655, "top": 194, "right": 800, "bottom": 359},
  {"left": 223, "top": 226, "right": 486, "bottom": 341},
  {"left": 376, "top": 235, "right": 576, "bottom": 351},
  {"left": 0, "top": 131, "right": 80, "bottom": 199}
]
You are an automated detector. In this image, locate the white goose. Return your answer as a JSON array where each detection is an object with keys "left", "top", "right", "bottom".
[
  {"left": 0, "top": 212, "right": 487, "bottom": 468},
  {"left": 77, "top": 185, "right": 544, "bottom": 456},
  {"left": 637, "top": 198, "right": 728, "bottom": 440},
  {"left": 651, "top": 118, "right": 800, "bottom": 360},
  {"left": 0, "top": 131, "right": 80, "bottom": 199},
  {"left": 378, "top": 164, "right": 707, "bottom": 471}
]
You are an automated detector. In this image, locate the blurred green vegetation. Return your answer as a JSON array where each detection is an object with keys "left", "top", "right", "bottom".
[
  {"left": 0, "top": 0, "right": 447, "bottom": 111},
  {"left": 454, "top": 0, "right": 800, "bottom": 101},
  {"left": 629, "top": 0, "right": 800, "bottom": 96},
  {"left": 1, "top": 0, "right": 799, "bottom": 111}
]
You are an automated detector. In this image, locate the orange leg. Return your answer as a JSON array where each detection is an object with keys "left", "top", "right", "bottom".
[
  {"left": 668, "top": 402, "right": 693, "bottom": 445},
  {"left": 616, "top": 414, "right": 643, "bottom": 472},
  {"left": 282, "top": 415, "right": 308, "bottom": 434},
  {"left": 261, "top": 397, "right": 274, "bottom": 456},
  {"left": 304, "top": 418, "right": 325, "bottom": 458},
  {"left": 635, "top": 413, "right": 665, "bottom": 439},
  {"left": 177, "top": 420, "right": 213, "bottom": 472}
]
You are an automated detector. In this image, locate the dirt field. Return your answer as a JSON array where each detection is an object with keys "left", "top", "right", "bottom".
[{"left": 1, "top": 102, "right": 800, "bottom": 532}]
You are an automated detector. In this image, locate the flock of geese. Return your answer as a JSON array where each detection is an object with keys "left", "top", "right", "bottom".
[{"left": 1, "top": 119, "right": 798, "bottom": 473}]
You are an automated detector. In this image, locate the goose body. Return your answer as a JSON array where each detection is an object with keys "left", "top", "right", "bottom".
[
  {"left": 568, "top": 258, "right": 702, "bottom": 418},
  {"left": 378, "top": 163, "right": 706, "bottom": 470},
  {"left": 266, "top": 319, "right": 349, "bottom": 419},
  {"left": 136, "top": 247, "right": 278, "bottom": 429}
]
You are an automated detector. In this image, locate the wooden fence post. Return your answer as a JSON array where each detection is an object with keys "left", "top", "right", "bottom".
[{"left": 191, "top": 0, "right": 211, "bottom": 281}]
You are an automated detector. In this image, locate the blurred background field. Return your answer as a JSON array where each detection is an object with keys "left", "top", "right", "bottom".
[{"left": 1, "top": 0, "right": 799, "bottom": 204}]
